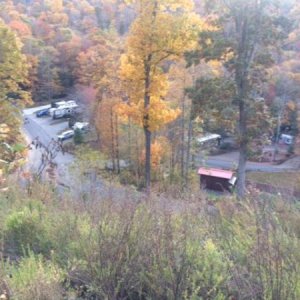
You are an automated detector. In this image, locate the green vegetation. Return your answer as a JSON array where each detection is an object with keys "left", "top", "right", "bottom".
[
  {"left": 0, "top": 180, "right": 299, "bottom": 299},
  {"left": 73, "top": 129, "right": 84, "bottom": 145},
  {"left": 2, "top": 253, "right": 64, "bottom": 300}
]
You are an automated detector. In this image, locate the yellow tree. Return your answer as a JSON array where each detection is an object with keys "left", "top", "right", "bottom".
[
  {"left": 45, "top": 0, "right": 63, "bottom": 12},
  {"left": 0, "top": 20, "right": 30, "bottom": 167},
  {"left": 120, "top": 0, "right": 200, "bottom": 191}
]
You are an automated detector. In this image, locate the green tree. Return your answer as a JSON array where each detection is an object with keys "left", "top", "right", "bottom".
[{"left": 187, "top": 0, "right": 288, "bottom": 198}]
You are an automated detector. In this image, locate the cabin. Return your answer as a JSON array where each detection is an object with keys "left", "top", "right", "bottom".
[{"left": 198, "top": 167, "right": 236, "bottom": 192}]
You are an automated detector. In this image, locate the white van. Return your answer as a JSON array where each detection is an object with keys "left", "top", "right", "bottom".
[
  {"left": 280, "top": 134, "right": 293, "bottom": 145},
  {"left": 73, "top": 122, "right": 89, "bottom": 132}
]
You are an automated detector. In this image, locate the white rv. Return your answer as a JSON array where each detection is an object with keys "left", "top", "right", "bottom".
[
  {"left": 196, "top": 133, "right": 221, "bottom": 148},
  {"left": 51, "top": 103, "right": 79, "bottom": 119}
]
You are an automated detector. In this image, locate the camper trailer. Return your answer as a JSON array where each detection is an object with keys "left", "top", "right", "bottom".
[
  {"left": 49, "top": 101, "right": 79, "bottom": 119},
  {"left": 53, "top": 106, "right": 77, "bottom": 119}
]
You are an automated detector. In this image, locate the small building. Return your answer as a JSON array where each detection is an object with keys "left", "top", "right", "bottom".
[{"left": 198, "top": 167, "right": 236, "bottom": 192}]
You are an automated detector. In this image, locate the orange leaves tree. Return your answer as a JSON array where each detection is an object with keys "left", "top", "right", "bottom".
[
  {"left": 77, "top": 31, "right": 124, "bottom": 171},
  {"left": 120, "top": 0, "right": 200, "bottom": 191}
]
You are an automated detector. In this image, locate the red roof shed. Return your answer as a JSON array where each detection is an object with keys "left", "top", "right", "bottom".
[
  {"left": 198, "top": 167, "right": 236, "bottom": 192},
  {"left": 198, "top": 168, "right": 234, "bottom": 179}
]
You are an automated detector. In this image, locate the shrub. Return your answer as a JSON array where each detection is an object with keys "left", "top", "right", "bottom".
[
  {"left": 4, "top": 206, "right": 52, "bottom": 256},
  {"left": 8, "top": 253, "right": 64, "bottom": 300},
  {"left": 0, "top": 180, "right": 300, "bottom": 299},
  {"left": 73, "top": 128, "right": 84, "bottom": 144}
]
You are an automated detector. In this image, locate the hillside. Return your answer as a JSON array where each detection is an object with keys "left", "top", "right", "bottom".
[{"left": 0, "top": 0, "right": 300, "bottom": 299}]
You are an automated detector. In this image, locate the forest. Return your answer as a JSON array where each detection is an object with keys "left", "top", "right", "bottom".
[{"left": 0, "top": 0, "right": 300, "bottom": 299}]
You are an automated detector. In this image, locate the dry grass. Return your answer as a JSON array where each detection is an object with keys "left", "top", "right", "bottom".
[{"left": 247, "top": 171, "right": 300, "bottom": 191}]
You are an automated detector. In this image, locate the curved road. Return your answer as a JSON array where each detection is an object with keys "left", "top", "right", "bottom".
[
  {"left": 196, "top": 152, "right": 300, "bottom": 172},
  {"left": 23, "top": 107, "right": 73, "bottom": 174},
  {"left": 22, "top": 106, "right": 124, "bottom": 200}
]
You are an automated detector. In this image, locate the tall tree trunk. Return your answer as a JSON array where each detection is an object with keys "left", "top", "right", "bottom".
[
  {"left": 144, "top": 56, "right": 152, "bottom": 193},
  {"left": 273, "top": 109, "right": 282, "bottom": 162},
  {"left": 135, "top": 128, "right": 141, "bottom": 180},
  {"left": 128, "top": 117, "right": 132, "bottom": 166},
  {"left": 144, "top": 128, "right": 151, "bottom": 191},
  {"left": 185, "top": 116, "right": 193, "bottom": 188},
  {"left": 185, "top": 67, "right": 195, "bottom": 188},
  {"left": 110, "top": 107, "right": 116, "bottom": 171},
  {"left": 170, "top": 143, "right": 175, "bottom": 179},
  {"left": 180, "top": 95, "right": 186, "bottom": 180},
  {"left": 237, "top": 99, "right": 247, "bottom": 199},
  {"left": 273, "top": 93, "right": 286, "bottom": 161},
  {"left": 95, "top": 100, "right": 102, "bottom": 147},
  {"left": 235, "top": 16, "right": 251, "bottom": 199},
  {"left": 143, "top": 2, "right": 158, "bottom": 193},
  {"left": 115, "top": 113, "right": 120, "bottom": 174}
]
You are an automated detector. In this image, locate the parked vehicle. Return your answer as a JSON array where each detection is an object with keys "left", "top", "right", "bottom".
[
  {"left": 50, "top": 104, "right": 79, "bottom": 120},
  {"left": 280, "top": 134, "right": 293, "bottom": 145},
  {"left": 196, "top": 133, "right": 222, "bottom": 149},
  {"left": 57, "top": 130, "right": 74, "bottom": 141},
  {"left": 72, "top": 122, "right": 89, "bottom": 132},
  {"left": 50, "top": 100, "right": 78, "bottom": 117},
  {"left": 53, "top": 107, "right": 73, "bottom": 119},
  {"left": 35, "top": 108, "right": 49, "bottom": 117},
  {"left": 51, "top": 100, "right": 77, "bottom": 108}
]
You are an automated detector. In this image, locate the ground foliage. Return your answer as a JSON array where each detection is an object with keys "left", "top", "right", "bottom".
[
  {"left": 1, "top": 0, "right": 300, "bottom": 190},
  {"left": 0, "top": 180, "right": 299, "bottom": 299}
]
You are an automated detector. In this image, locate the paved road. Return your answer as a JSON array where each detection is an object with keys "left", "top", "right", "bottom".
[
  {"left": 22, "top": 105, "right": 126, "bottom": 200},
  {"left": 23, "top": 106, "right": 74, "bottom": 184},
  {"left": 196, "top": 151, "right": 300, "bottom": 172}
]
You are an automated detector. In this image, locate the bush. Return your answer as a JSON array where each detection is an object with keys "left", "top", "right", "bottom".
[
  {"left": 73, "top": 129, "right": 84, "bottom": 144},
  {"left": 0, "top": 180, "right": 300, "bottom": 299},
  {"left": 4, "top": 206, "right": 52, "bottom": 256},
  {"left": 8, "top": 253, "right": 64, "bottom": 300}
]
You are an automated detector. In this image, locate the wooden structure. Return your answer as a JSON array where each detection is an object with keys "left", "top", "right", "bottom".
[{"left": 198, "top": 167, "right": 236, "bottom": 192}]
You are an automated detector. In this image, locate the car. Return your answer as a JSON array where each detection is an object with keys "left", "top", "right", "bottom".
[
  {"left": 72, "top": 122, "right": 89, "bottom": 132},
  {"left": 36, "top": 108, "right": 49, "bottom": 117},
  {"left": 279, "top": 134, "right": 294, "bottom": 145},
  {"left": 57, "top": 130, "right": 74, "bottom": 141}
]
